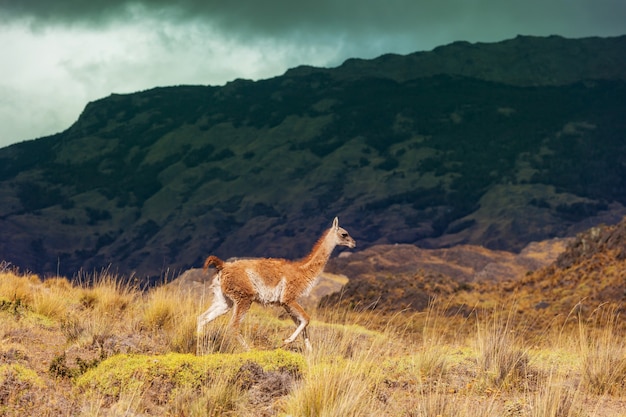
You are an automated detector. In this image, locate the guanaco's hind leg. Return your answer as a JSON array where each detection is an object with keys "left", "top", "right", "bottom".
[
  {"left": 283, "top": 302, "right": 312, "bottom": 351},
  {"left": 197, "top": 287, "right": 231, "bottom": 333},
  {"left": 228, "top": 298, "right": 253, "bottom": 350}
]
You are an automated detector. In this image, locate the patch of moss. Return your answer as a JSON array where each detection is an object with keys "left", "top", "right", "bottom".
[
  {"left": 75, "top": 350, "right": 305, "bottom": 399},
  {"left": 0, "top": 363, "right": 45, "bottom": 411},
  {"left": 0, "top": 363, "right": 43, "bottom": 386}
]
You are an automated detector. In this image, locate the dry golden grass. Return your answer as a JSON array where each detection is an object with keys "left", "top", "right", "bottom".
[
  {"left": 77, "top": 271, "right": 137, "bottom": 315},
  {"left": 474, "top": 307, "right": 531, "bottom": 390},
  {"left": 168, "top": 373, "right": 245, "bottom": 417},
  {"left": 578, "top": 306, "right": 626, "bottom": 396},
  {"left": 1, "top": 268, "right": 625, "bottom": 416},
  {"left": 281, "top": 360, "right": 375, "bottom": 417},
  {"left": 0, "top": 271, "right": 40, "bottom": 305},
  {"left": 141, "top": 284, "right": 202, "bottom": 353}
]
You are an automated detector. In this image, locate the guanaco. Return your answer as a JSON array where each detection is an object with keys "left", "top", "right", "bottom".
[{"left": 197, "top": 217, "right": 355, "bottom": 351}]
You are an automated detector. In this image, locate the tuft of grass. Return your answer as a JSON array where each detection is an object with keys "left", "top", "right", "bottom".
[
  {"left": 141, "top": 286, "right": 177, "bottom": 330},
  {"left": 60, "top": 312, "right": 84, "bottom": 343},
  {"left": 142, "top": 285, "right": 203, "bottom": 353},
  {"left": 280, "top": 307, "right": 392, "bottom": 417},
  {"left": 168, "top": 310, "right": 199, "bottom": 353},
  {"left": 528, "top": 373, "right": 583, "bottom": 417},
  {"left": 308, "top": 320, "right": 385, "bottom": 359},
  {"left": 281, "top": 360, "right": 375, "bottom": 417},
  {"left": 70, "top": 272, "right": 139, "bottom": 348},
  {"left": 65, "top": 309, "right": 116, "bottom": 348},
  {"left": 78, "top": 272, "right": 137, "bottom": 315},
  {"left": 0, "top": 272, "right": 40, "bottom": 307},
  {"left": 578, "top": 306, "right": 626, "bottom": 395},
  {"left": 42, "top": 277, "right": 72, "bottom": 291},
  {"left": 407, "top": 388, "right": 462, "bottom": 417},
  {"left": 31, "top": 285, "right": 70, "bottom": 321},
  {"left": 197, "top": 321, "right": 241, "bottom": 355},
  {"left": 474, "top": 308, "right": 531, "bottom": 390},
  {"left": 168, "top": 373, "right": 246, "bottom": 417}
]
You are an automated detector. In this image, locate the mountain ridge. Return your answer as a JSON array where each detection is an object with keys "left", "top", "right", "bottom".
[{"left": 286, "top": 34, "right": 626, "bottom": 85}]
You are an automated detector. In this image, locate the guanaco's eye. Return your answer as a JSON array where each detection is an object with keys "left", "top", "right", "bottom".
[{"left": 341, "top": 232, "right": 348, "bottom": 238}]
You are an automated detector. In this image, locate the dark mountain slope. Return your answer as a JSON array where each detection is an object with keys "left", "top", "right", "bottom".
[{"left": 1, "top": 35, "right": 625, "bottom": 279}]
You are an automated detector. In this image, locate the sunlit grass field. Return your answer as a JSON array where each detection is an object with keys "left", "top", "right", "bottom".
[{"left": 1, "top": 266, "right": 625, "bottom": 416}]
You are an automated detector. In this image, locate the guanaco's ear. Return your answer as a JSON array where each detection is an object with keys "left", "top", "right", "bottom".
[{"left": 332, "top": 217, "right": 339, "bottom": 229}]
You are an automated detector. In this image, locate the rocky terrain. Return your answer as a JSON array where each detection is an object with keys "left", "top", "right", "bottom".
[
  {"left": 321, "top": 215, "right": 626, "bottom": 325},
  {"left": 321, "top": 237, "right": 569, "bottom": 311},
  {"left": 508, "top": 216, "right": 626, "bottom": 321}
]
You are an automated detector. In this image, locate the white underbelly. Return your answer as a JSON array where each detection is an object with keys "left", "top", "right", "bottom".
[{"left": 247, "top": 269, "right": 286, "bottom": 304}]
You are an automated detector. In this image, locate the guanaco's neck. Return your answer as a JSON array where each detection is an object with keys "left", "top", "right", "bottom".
[{"left": 297, "top": 229, "right": 335, "bottom": 276}]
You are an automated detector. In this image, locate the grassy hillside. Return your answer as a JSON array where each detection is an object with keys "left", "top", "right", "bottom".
[{"left": 1, "top": 261, "right": 625, "bottom": 416}]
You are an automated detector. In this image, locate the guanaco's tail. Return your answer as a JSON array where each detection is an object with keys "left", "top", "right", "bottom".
[{"left": 203, "top": 255, "right": 225, "bottom": 272}]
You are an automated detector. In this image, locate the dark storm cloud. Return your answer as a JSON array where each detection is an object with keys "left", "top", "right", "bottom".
[
  {"left": 3, "top": 0, "right": 625, "bottom": 42},
  {"left": 1, "top": 0, "right": 624, "bottom": 147}
]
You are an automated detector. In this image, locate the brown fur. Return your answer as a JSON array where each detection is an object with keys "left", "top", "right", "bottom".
[
  {"left": 197, "top": 217, "right": 355, "bottom": 350},
  {"left": 203, "top": 255, "right": 224, "bottom": 271}
]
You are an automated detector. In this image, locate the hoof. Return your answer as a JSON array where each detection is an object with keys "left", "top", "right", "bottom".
[{"left": 280, "top": 339, "right": 294, "bottom": 349}]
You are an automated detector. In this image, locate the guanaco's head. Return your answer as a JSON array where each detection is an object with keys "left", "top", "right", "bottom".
[{"left": 331, "top": 217, "right": 356, "bottom": 248}]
